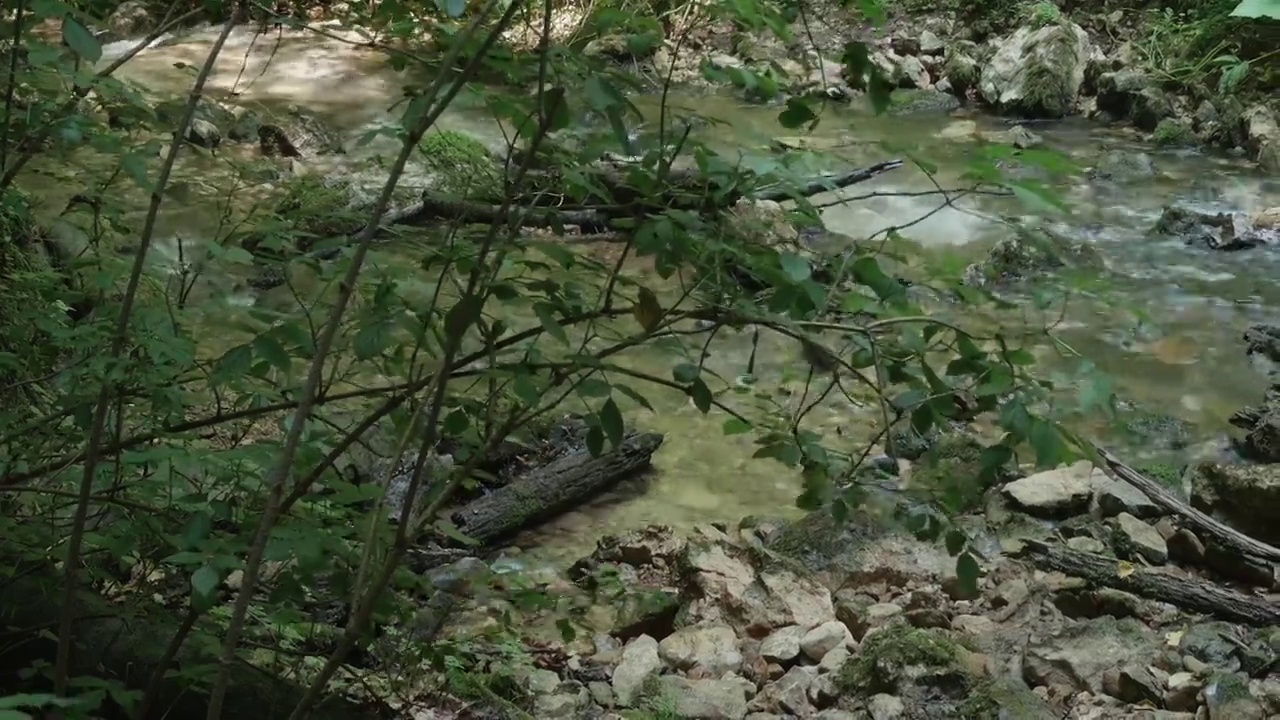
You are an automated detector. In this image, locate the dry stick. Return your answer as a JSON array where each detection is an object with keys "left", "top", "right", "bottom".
[
  {"left": 1095, "top": 447, "right": 1280, "bottom": 563},
  {"left": 0, "top": 3, "right": 202, "bottom": 191},
  {"left": 202, "top": 3, "right": 520, "bottom": 717},
  {"left": 49, "top": 14, "right": 240, "bottom": 698}
]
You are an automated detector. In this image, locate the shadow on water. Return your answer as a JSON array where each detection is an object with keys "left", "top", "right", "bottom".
[{"left": 64, "top": 23, "right": 1280, "bottom": 564}]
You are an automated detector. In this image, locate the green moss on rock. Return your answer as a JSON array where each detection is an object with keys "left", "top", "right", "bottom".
[
  {"left": 837, "top": 624, "right": 959, "bottom": 693},
  {"left": 1153, "top": 118, "right": 1194, "bottom": 147},
  {"left": 418, "top": 130, "right": 501, "bottom": 200}
]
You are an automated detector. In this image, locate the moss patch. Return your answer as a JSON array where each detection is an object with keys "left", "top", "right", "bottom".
[
  {"left": 1153, "top": 117, "right": 1194, "bottom": 147},
  {"left": 418, "top": 130, "right": 501, "bottom": 200},
  {"left": 837, "top": 624, "right": 959, "bottom": 693},
  {"left": 908, "top": 433, "right": 1002, "bottom": 513}
]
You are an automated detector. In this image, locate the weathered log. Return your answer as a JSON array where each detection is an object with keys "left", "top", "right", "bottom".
[
  {"left": 1095, "top": 447, "right": 1280, "bottom": 563},
  {"left": 449, "top": 430, "right": 664, "bottom": 545},
  {"left": 0, "top": 564, "right": 384, "bottom": 720},
  {"left": 1016, "top": 539, "right": 1280, "bottom": 626},
  {"left": 388, "top": 159, "right": 905, "bottom": 233}
]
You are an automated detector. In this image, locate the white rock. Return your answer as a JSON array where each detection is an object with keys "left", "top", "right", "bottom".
[
  {"left": 659, "top": 624, "right": 743, "bottom": 675},
  {"left": 868, "top": 693, "right": 906, "bottom": 720},
  {"left": 613, "top": 635, "right": 663, "bottom": 706},
  {"left": 1003, "top": 461, "right": 1101, "bottom": 517},
  {"left": 800, "top": 621, "right": 852, "bottom": 662},
  {"left": 760, "top": 625, "right": 807, "bottom": 664},
  {"left": 1113, "top": 512, "right": 1169, "bottom": 564}
]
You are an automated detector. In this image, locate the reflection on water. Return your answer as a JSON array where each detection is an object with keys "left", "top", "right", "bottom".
[{"left": 49, "top": 23, "right": 1280, "bottom": 563}]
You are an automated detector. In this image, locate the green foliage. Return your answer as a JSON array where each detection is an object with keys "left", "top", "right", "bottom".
[
  {"left": 0, "top": 0, "right": 1105, "bottom": 716},
  {"left": 837, "top": 624, "right": 959, "bottom": 693},
  {"left": 1152, "top": 117, "right": 1194, "bottom": 146}
]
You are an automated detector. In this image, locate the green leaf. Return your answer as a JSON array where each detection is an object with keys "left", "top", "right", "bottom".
[
  {"left": 779, "top": 251, "right": 811, "bottom": 282},
  {"left": 556, "top": 618, "right": 577, "bottom": 643},
  {"left": 778, "top": 98, "right": 818, "bottom": 129},
  {"left": 614, "top": 383, "right": 655, "bottom": 411},
  {"left": 445, "top": 296, "right": 483, "bottom": 342},
  {"left": 1230, "top": 0, "right": 1280, "bottom": 18},
  {"left": 353, "top": 320, "right": 392, "bottom": 360},
  {"left": 599, "top": 398, "right": 624, "bottom": 449},
  {"left": 633, "top": 286, "right": 663, "bottom": 332},
  {"left": 253, "top": 334, "right": 290, "bottom": 372},
  {"left": 585, "top": 424, "right": 605, "bottom": 457},
  {"left": 944, "top": 529, "right": 967, "bottom": 556},
  {"left": 534, "top": 303, "right": 569, "bottom": 345},
  {"left": 955, "top": 552, "right": 981, "bottom": 597},
  {"left": 62, "top": 17, "right": 102, "bottom": 62},
  {"left": 577, "top": 377, "right": 612, "bottom": 398},
  {"left": 689, "top": 379, "right": 712, "bottom": 413},
  {"left": 1029, "top": 419, "right": 1066, "bottom": 468},
  {"left": 191, "top": 564, "right": 220, "bottom": 600},
  {"left": 722, "top": 418, "right": 752, "bottom": 435},
  {"left": 442, "top": 409, "right": 470, "bottom": 435},
  {"left": 181, "top": 511, "right": 213, "bottom": 550}
]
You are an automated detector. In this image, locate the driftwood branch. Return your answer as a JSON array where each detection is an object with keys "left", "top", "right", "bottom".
[
  {"left": 1016, "top": 539, "right": 1280, "bottom": 626},
  {"left": 449, "top": 430, "right": 664, "bottom": 546},
  {"left": 1095, "top": 447, "right": 1280, "bottom": 563}
]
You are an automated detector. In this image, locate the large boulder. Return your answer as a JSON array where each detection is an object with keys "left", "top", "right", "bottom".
[
  {"left": 979, "top": 21, "right": 1093, "bottom": 118},
  {"left": 1241, "top": 103, "right": 1280, "bottom": 172}
]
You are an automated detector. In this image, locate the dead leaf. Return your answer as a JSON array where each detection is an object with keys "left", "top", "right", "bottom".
[
  {"left": 1116, "top": 560, "right": 1136, "bottom": 578},
  {"left": 1150, "top": 335, "right": 1199, "bottom": 366}
]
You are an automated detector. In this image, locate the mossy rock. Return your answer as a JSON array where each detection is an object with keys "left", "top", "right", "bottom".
[
  {"left": 765, "top": 506, "right": 886, "bottom": 577},
  {"left": 418, "top": 130, "right": 502, "bottom": 200},
  {"left": 888, "top": 89, "right": 962, "bottom": 115},
  {"left": 966, "top": 224, "right": 1103, "bottom": 287},
  {"left": 837, "top": 625, "right": 961, "bottom": 694},
  {"left": 909, "top": 433, "right": 1010, "bottom": 513},
  {"left": 1153, "top": 117, "right": 1194, "bottom": 147}
]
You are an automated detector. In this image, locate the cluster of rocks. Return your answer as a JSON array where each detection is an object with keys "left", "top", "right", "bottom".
[
  {"left": 420, "top": 438, "right": 1280, "bottom": 720},
  {"left": 1146, "top": 205, "right": 1280, "bottom": 252}
]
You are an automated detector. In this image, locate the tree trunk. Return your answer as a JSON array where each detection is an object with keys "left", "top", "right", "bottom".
[{"left": 449, "top": 430, "right": 664, "bottom": 546}]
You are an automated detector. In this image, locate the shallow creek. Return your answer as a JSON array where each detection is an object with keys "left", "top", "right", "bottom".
[{"left": 25, "top": 23, "right": 1280, "bottom": 565}]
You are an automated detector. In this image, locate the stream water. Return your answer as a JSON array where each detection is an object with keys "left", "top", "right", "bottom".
[{"left": 26, "top": 22, "right": 1279, "bottom": 565}]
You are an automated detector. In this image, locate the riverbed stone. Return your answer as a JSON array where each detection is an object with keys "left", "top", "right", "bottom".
[
  {"left": 1112, "top": 512, "right": 1169, "bottom": 564},
  {"left": 662, "top": 676, "right": 750, "bottom": 720},
  {"left": 679, "top": 539, "right": 836, "bottom": 635},
  {"left": 612, "top": 634, "right": 662, "bottom": 706},
  {"left": 800, "top": 620, "right": 852, "bottom": 662},
  {"left": 1003, "top": 461, "right": 1098, "bottom": 517},
  {"left": 659, "top": 623, "right": 743, "bottom": 675},
  {"left": 760, "top": 624, "right": 806, "bottom": 664},
  {"left": 1023, "top": 617, "right": 1159, "bottom": 695},
  {"left": 1095, "top": 476, "right": 1163, "bottom": 519},
  {"left": 1241, "top": 103, "right": 1280, "bottom": 172}
]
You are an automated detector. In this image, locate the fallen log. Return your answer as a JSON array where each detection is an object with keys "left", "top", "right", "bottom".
[
  {"left": 1016, "top": 539, "right": 1280, "bottom": 626},
  {"left": 1094, "top": 447, "right": 1280, "bottom": 563},
  {"left": 0, "top": 564, "right": 384, "bottom": 720},
  {"left": 386, "top": 159, "right": 905, "bottom": 235},
  {"left": 449, "top": 430, "right": 664, "bottom": 546}
]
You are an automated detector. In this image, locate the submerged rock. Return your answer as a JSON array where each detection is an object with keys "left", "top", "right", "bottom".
[
  {"left": 979, "top": 21, "right": 1093, "bottom": 118},
  {"left": 962, "top": 224, "right": 1103, "bottom": 288},
  {"left": 1088, "top": 149, "right": 1156, "bottom": 182},
  {"left": 1147, "top": 205, "right": 1266, "bottom": 251}
]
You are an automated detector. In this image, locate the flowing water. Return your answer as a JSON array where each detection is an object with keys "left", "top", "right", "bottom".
[{"left": 24, "top": 22, "right": 1279, "bottom": 564}]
